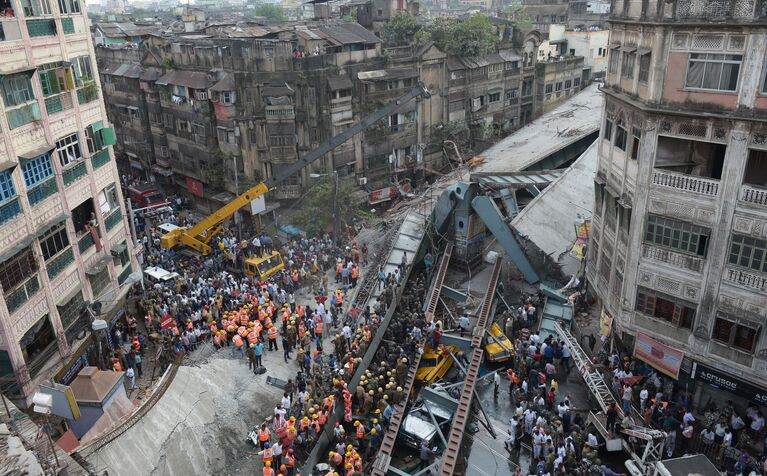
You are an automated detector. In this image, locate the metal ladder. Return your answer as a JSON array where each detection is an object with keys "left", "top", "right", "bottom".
[{"left": 439, "top": 258, "right": 502, "bottom": 476}]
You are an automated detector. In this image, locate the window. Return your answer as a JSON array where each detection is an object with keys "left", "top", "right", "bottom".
[
  {"left": 712, "top": 317, "right": 758, "bottom": 352},
  {"left": 192, "top": 122, "right": 206, "bottom": 138},
  {"left": 220, "top": 91, "right": 235, "bottom": 104},
  {"left": 630, "top": 127, "right": 641, "bottom": 160},
  {"left": 87, "top": 266, "right": 110, "bottom": 297},
  {"left": 59, "top": 291, "right": 84, "bottom": 344},
  {"left": 559, "top": 15, "right": 566, "bottom": 22},
  {"left": 685, "top": 53, "right": 741, "bottom": 91},
  {"left": 488, "top": 92, "right": 500, "bottom": 103},
  {"left": 177, "top": 120, "right": 190, "bottom": 133},
  {"left": 97, "top": 183, "right": 118, "bottom": 214},
  {"left": 608, "top": 48, "right": 620, "bottom": 74},
  {"left": 522, "top": 79, "right": 533, "bottom": 97},
  {"left": 603, "top": 115, "right": 613, "bottom": 141},
  {"left": 615, "top": 119, "right": 627, "bottom": 151},
  {"left": 574, "top": 77, "right": 581, "bottom": 87},
  {"left": 217, "top": 127, "right": 235, "bottom": 144},
  {"left": 0, "top": 171, "right": 16, "bottom": 203},
  {"left": 55, "top": 133, "right": 82, "bottom": 167},
  {"left": 39, "top": 222, "right": 69, "bottom": 261},
  {"left": 0, "top": 247, "right": 37, "bottom": 295},
  {"left": 638, "top": 53, "right": 651, "bottom": 83},
  {"left": 545, "top": 84, "right": 553, "bottom": 94},
  {"left": 635, "top": 287, "right": 695, "bottom": 330},
  {"left": 57, "top": 0, "right": 79, "bottom": 14},
  {"left": 21, "top": 0, "right": 52, "bottom": 15},
  {"left": 72, "top": 56, "right": 92, "bottom": 86},
  {"left": 2, "top": 73, "right": 34, "bottom": 106},
  {"left": 37, "top": 63, "right": 72, "bottom": 97},
  {"left": 22, "top": 152, "right": 53, "bottom": 187},
  {"left": 728, "top": 234, "right": 767, "bottom": 273},
  {"left": 162, "top": 113, "right": 174, "bottom": 129},
  {"left": 506, "top": 88, "right": 518, "bottom": 100},
  {"left": 555, "top": 82, "right": 563, "bottom": 91},
  {"left": 159, "top": 145, "right": 169, "bottom": 158},
  {"left": 599, "top": 251, "right": 611, "bottom": 280},
  {"left": 622, "top": 52, "right": 635, "bottom": 79},
  {"left": 174, "top": 85, "right": 186, "bottom": 97},
  {"left": 644, "top": 214, "right": 710, "bottom": 256},
  {"left": 565, "top": 79, "right": 572, "bottom": 89}
]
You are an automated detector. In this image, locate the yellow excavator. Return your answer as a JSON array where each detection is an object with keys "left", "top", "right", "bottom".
[{"left": 160, "top": 82, "right": 431, "bottom": 256}]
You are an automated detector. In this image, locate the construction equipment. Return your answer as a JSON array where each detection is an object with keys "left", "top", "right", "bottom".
[
  {"left": 161, "top": 82, "right": 431, "bottom": 255},
  {"left": 243, "top": 250, "right": 285, "bottom": 280}
]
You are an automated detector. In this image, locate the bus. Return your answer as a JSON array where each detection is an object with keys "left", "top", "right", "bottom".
[{"left": 244, "top": 250, "right": 285, "bottom": 280}]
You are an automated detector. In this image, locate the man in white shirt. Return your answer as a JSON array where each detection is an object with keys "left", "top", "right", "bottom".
[{"left": 639, "top": 388, "right": 649, "bottom": 412}]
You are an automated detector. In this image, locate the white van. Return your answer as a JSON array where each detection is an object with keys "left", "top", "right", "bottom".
[
  {"left": 144, "top": 266, "right": 180, "bottom": 283},
  {"left": 157, "top": 223, "right": 180, "bottom": 234}
]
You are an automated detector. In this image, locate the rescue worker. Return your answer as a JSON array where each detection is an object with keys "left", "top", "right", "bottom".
[
  {"left": 268, "top": 324, "right": 279, "bottom": 351},
  {"left": 258, "top": 423, "right": 271, "bottom": 449}
]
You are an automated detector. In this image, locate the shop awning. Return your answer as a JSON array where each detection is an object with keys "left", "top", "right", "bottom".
[{"left": 636, "top": 47, "right": 652, "bottom": 56}]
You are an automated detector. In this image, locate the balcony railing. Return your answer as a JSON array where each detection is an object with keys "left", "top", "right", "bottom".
[
  {"left": 26, "top": 18, "right": 56, "bottom": 37},
  {"left": 723, "top": 267, "right": 767, "bottom": 292},
  {"left": 0, "top": 199, "right": 21, "bottom": 225},
  {"left": 61, "top": 17, "right": 74, "bottom": 34},
  {"left": 651, "top": 170, "right": 719, "bottom": 197},
  {"left": 27, "top": 178, "right": 57, "bottom": 206},
  {"left": 5, "top": 274, "right": 40, "bottom": 314},
  {"left": 44, "top": 92, "right": 74, "bottom": 115},
  {"left": 77, "top": 82, "right": 99, "bottom": 104},
  {"left": 265, "top": 104, "right": 295, "bottom": 119},
  {"left": 91, "top": 149, "right": 110, "bottom": 168},
  {"left": 740, "top": 184, "right": 767, "bottom": 206},
  {"left": 78, "top": 232, "right": 94, "bottom": 253},
  {"left": 273, "top": 184, "right": 301, "bottom": 200},
  {"left": 675, "top": 0, "right": 755, "bottom": 20},
  {"left": 62, "top": 161, "right": 87, "bottom": 186},
  {"left": 330, "top": 97, "right": 352, "bottom": 110},
  {"left": 641, "top": 243, "right": 704, "bottom": 273},
  {"left": 117, "top": 264, "right": 132, "bottom": 285},
  {"left": 105, "top": 209, "right": 122, "bottom": 231},
  {"left": 46, "top": 247, "right": 74, "bottom": 280},
  {"left": 6, "top": 102, "right": 41, "bottom": 129}
]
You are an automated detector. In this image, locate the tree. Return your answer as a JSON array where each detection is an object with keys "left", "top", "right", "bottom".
[
  {"left": 292, "top": 176, "right": 368, "bottom": 238},
  {"left": 382, "top": 12, "right": 422, "bottom": 47},
  {"left": 428, "top": 14, "right": 499, "bottom": 57},
  {"left": 252, "top": 4, "right": 286, "bottom": 22},
  {"left": 506, "top": 1, "right": 533, "bottom": 30}
]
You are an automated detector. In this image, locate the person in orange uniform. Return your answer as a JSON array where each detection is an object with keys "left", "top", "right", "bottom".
[
  {"left": 258, "top": 423, "right": 271, "bottom": 449},
  {"left": 261, "top": 441, "right": 273, "bottom": 467},
  {"left": 268, "top": 324, "right": 279, "bottom": 351},
  {"left": 262, "top": 461, "right": 274, "bottom": 476},
  {"left": 232, "top": 333, "right": 244, "bottom": 358},
  {"left": 283, "top": 449, "right": 296, "bottom": 476}
]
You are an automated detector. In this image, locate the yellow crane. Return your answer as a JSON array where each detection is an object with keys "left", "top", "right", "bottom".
[{"left": 161, "top": 82, "right": 430, "bottom": 255}]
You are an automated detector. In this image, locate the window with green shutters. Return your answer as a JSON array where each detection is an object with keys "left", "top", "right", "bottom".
[
  {"left": 2, "top": 73, "right": 35, "bottom": 107},
  {"left": 728, "top": 234, "right": 767, "bottom": 274},
  {"left": 26, "top": 19, "right": 56, "bottom": 37},
  {"left": 61, "top": 17, "right": 74, "bottom": 34},
  {"left": 644, "top": 214, "right": 710, "bottom": 257}
]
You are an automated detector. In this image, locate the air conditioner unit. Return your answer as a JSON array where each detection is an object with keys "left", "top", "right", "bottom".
[{"left": 358, "top": 177, "right": 368, "bottom": 186}]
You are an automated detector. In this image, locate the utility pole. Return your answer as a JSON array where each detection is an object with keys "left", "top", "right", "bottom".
[
  {"left": 233, "top": 154, "right": 241, "bottom": 240},
  {"left": 332, "top": 170, "right": 338, "bottom": 248}
]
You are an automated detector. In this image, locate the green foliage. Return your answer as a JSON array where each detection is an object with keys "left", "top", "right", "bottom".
[
  {"left": 413, "top": 28, "right": 432, "bottom": 46},
  {"left": 428, "top": 14, "right": 499, "bottom": 57},
  {"left": 506, "top": 2, "right": 533, "bottom": 30},
  {"left": 382, "top": 12, "right": 421, "bottom": 47},
  {"left": 253, "top": 4, "right": 286, "bottom": 21},
  {"left": 292, "top": 177, "right": 366, "bottom": 238},
  {"left": 342, "top": 13, "right": 356, "bottom": 22}
]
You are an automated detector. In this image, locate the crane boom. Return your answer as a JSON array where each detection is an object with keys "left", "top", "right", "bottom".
[{"left": 161, "top": 81, "right": 431, "bottom": 255}]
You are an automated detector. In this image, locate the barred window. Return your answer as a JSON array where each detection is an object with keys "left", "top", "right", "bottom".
[
  {"left": 2, "top": 73, "right": 35, "bottom": 107},
  {"left": 573, "top": 77, "right": 581, "bottom": 87},
  {"left": 728, "top": 234, "right": 767, "bottom": 273},
  {"left": 39, "top": 222, "right": 69, "bottom": 261},
  {"left": 545, "top": 84, "right": 553, "bottom": 94},
  {"left": 622, "top": 52, "right": 635, "bottom": 79},
  {"left": 555, "top": 82, "right": 563, "bottom": 91},
  {"left": 603, "top": 115, "right": 613, "bottom": 142},
  {"left": 609, "top": 49, "right": 620, "bottom": 74},
  {"left": 0, "top": 247, "right": 37, "bottom": 294},
  {"left": 685, "top": 53, "right": 741, "bottom": 91},
  {"left": 644, "top": 214, "right": 710, "bottom": 256},
  {"left": 565, "top": 79, "right": 572, "bottom": 89},
  {"left": 615, "top": 117, "right": 627, "bottom": 151},
  {"left": 22, "top": 153, "right": 53, "bottom": 187},
  {"left": 635, "top": 287, "right": 695, "bottom": 329},
  {"left": 638, "top": 53, "right": 651, "bottom": 83},
  {"left": 57, "top": 291, "right": 83, "bottom": 330}
]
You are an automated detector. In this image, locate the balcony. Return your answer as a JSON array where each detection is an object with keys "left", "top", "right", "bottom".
[
  {"left": 104, "top": 209, "right": 122, "bottom": 231},
  {"left": 265, "top": 104, "right": 295, "bottom": 120},
  {"left": 46, "top": 247, "right": 74, "bottom": 280},
  {"left": 91, "top": 149, "right": 110, "bottom": 169},
  {"left": 78, "top": 231, "right": 94, "bottom": 253},
  {"left": 740, "top": 184, "right": 767, "bottom": 207},
  {"left": 273, "top": 184, "right": 301, "bottom": 200},
  {"left": 0, "top": 199, "right": 22, "bottom": 225},
  {"left": 76, "top": 82, "right": 99, "bottom": 104},
  {"left": 330, "top": 97, "right": 352, "bottom": 110},
  {"left": 269, "top": 146, "right": 297, "bottom": 164},
  {"left": 675, "top": 0, "right": 756, "bottom": 20},
  {"left": 62, "top": 161, "right": 87, "bottom": 186},
  {"left": 5, "top": 274, "right": 40, "bottom": 314},
  {"left": 26, "top": 18, "right": 56, "bottom": 37},
  {"left": 27, "top": 178, "right": 57, "bottom": 206},
  {"left": 117, "top": 264, "right": 132, "bottom": 285},
  {"left": 5, "top": 101, "right": 41, "bottom": 129},
  {"left": 651, "top": 170, "right": 719, "bottom": 197},
  {"left": 43, "top": 92, "right": 74, "bottom": 116},
  {"left": 723, "top": 267, "right": 767, "bottom": 292},
  {"left": 641, "top": 243, "right": 704, "bottom": 273}
]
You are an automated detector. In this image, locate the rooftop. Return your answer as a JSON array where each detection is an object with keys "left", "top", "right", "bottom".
[{"left": 70, "top": 367, "right": 124, "bottom": 404}]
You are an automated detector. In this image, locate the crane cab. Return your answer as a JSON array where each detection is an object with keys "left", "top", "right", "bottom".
[{"left": 244, "top": 250, "right": 285, "bottom": 280}]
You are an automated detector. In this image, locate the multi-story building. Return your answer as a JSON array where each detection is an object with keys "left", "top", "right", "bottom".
[
  {"left": 589, "top": 0, "right": 767, "bottom": 409},
  {"left": 535, "top": 55, "right": 586, "bottom": 114},
  {"left": 0, "top": 0, "right": 137, "bottom": 404}
]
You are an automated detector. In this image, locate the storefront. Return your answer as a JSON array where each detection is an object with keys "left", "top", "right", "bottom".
[
  {"left": 633, "top": 332, "right": 684, "bottom": 379},
  {"left": 691, "top": 361, "right": 767, "bottom": 412}
]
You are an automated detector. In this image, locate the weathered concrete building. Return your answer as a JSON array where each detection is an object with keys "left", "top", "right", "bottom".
[
  {"left": 589, "top": 0, "right": 767, "bottom": 408},
  {"left": 0, "top": 0, "right": 137, "bottom": 404}
]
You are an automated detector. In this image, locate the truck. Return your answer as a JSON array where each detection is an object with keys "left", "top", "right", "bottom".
[{"left": 128, "top": 183, "right": 165, "bottom": 209}]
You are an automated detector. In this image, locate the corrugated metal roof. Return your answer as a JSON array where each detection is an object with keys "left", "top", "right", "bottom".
[
  {"left": 262, "top": 83, "right": 294, "bottom": 97},
  {"left": 327, "top": 75, "right": 353, "bottom": 91},
  {"left": 140, "top": 67, "right": 162, "bottom": 82},
  {"left": 447, "top": 57, "right": 465, "bottom": 71},
  {"left": 155, "top": 70, "right": 214, "bottom": 89},
  {"left": 317, "top": 23, "right": 381, "bottom": 45},
  {"left": 357, "top": 68, "right": 416, "bottom": 81},
  {"left": 210, "top": 73, "right": 235, "bottom": 92},
  {"left": 357, "top": 69, "right": 387, "bottom": 80},
  {"left": 111, "top": 63, "right": 143, "bottom": 79}
]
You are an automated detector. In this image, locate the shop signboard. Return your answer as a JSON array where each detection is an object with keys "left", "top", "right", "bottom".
[
  {"left": 691, "top": 362, "right": 767, "bottom": 406},
  {"left": 186, "top": 177, "right": 204, "bottom": 197},
  {"left": 633, "top": 332, "right": 684, "bottom": 379},
  {"left": 160, "top": 315, "right": 175, "bottom": 330}
]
